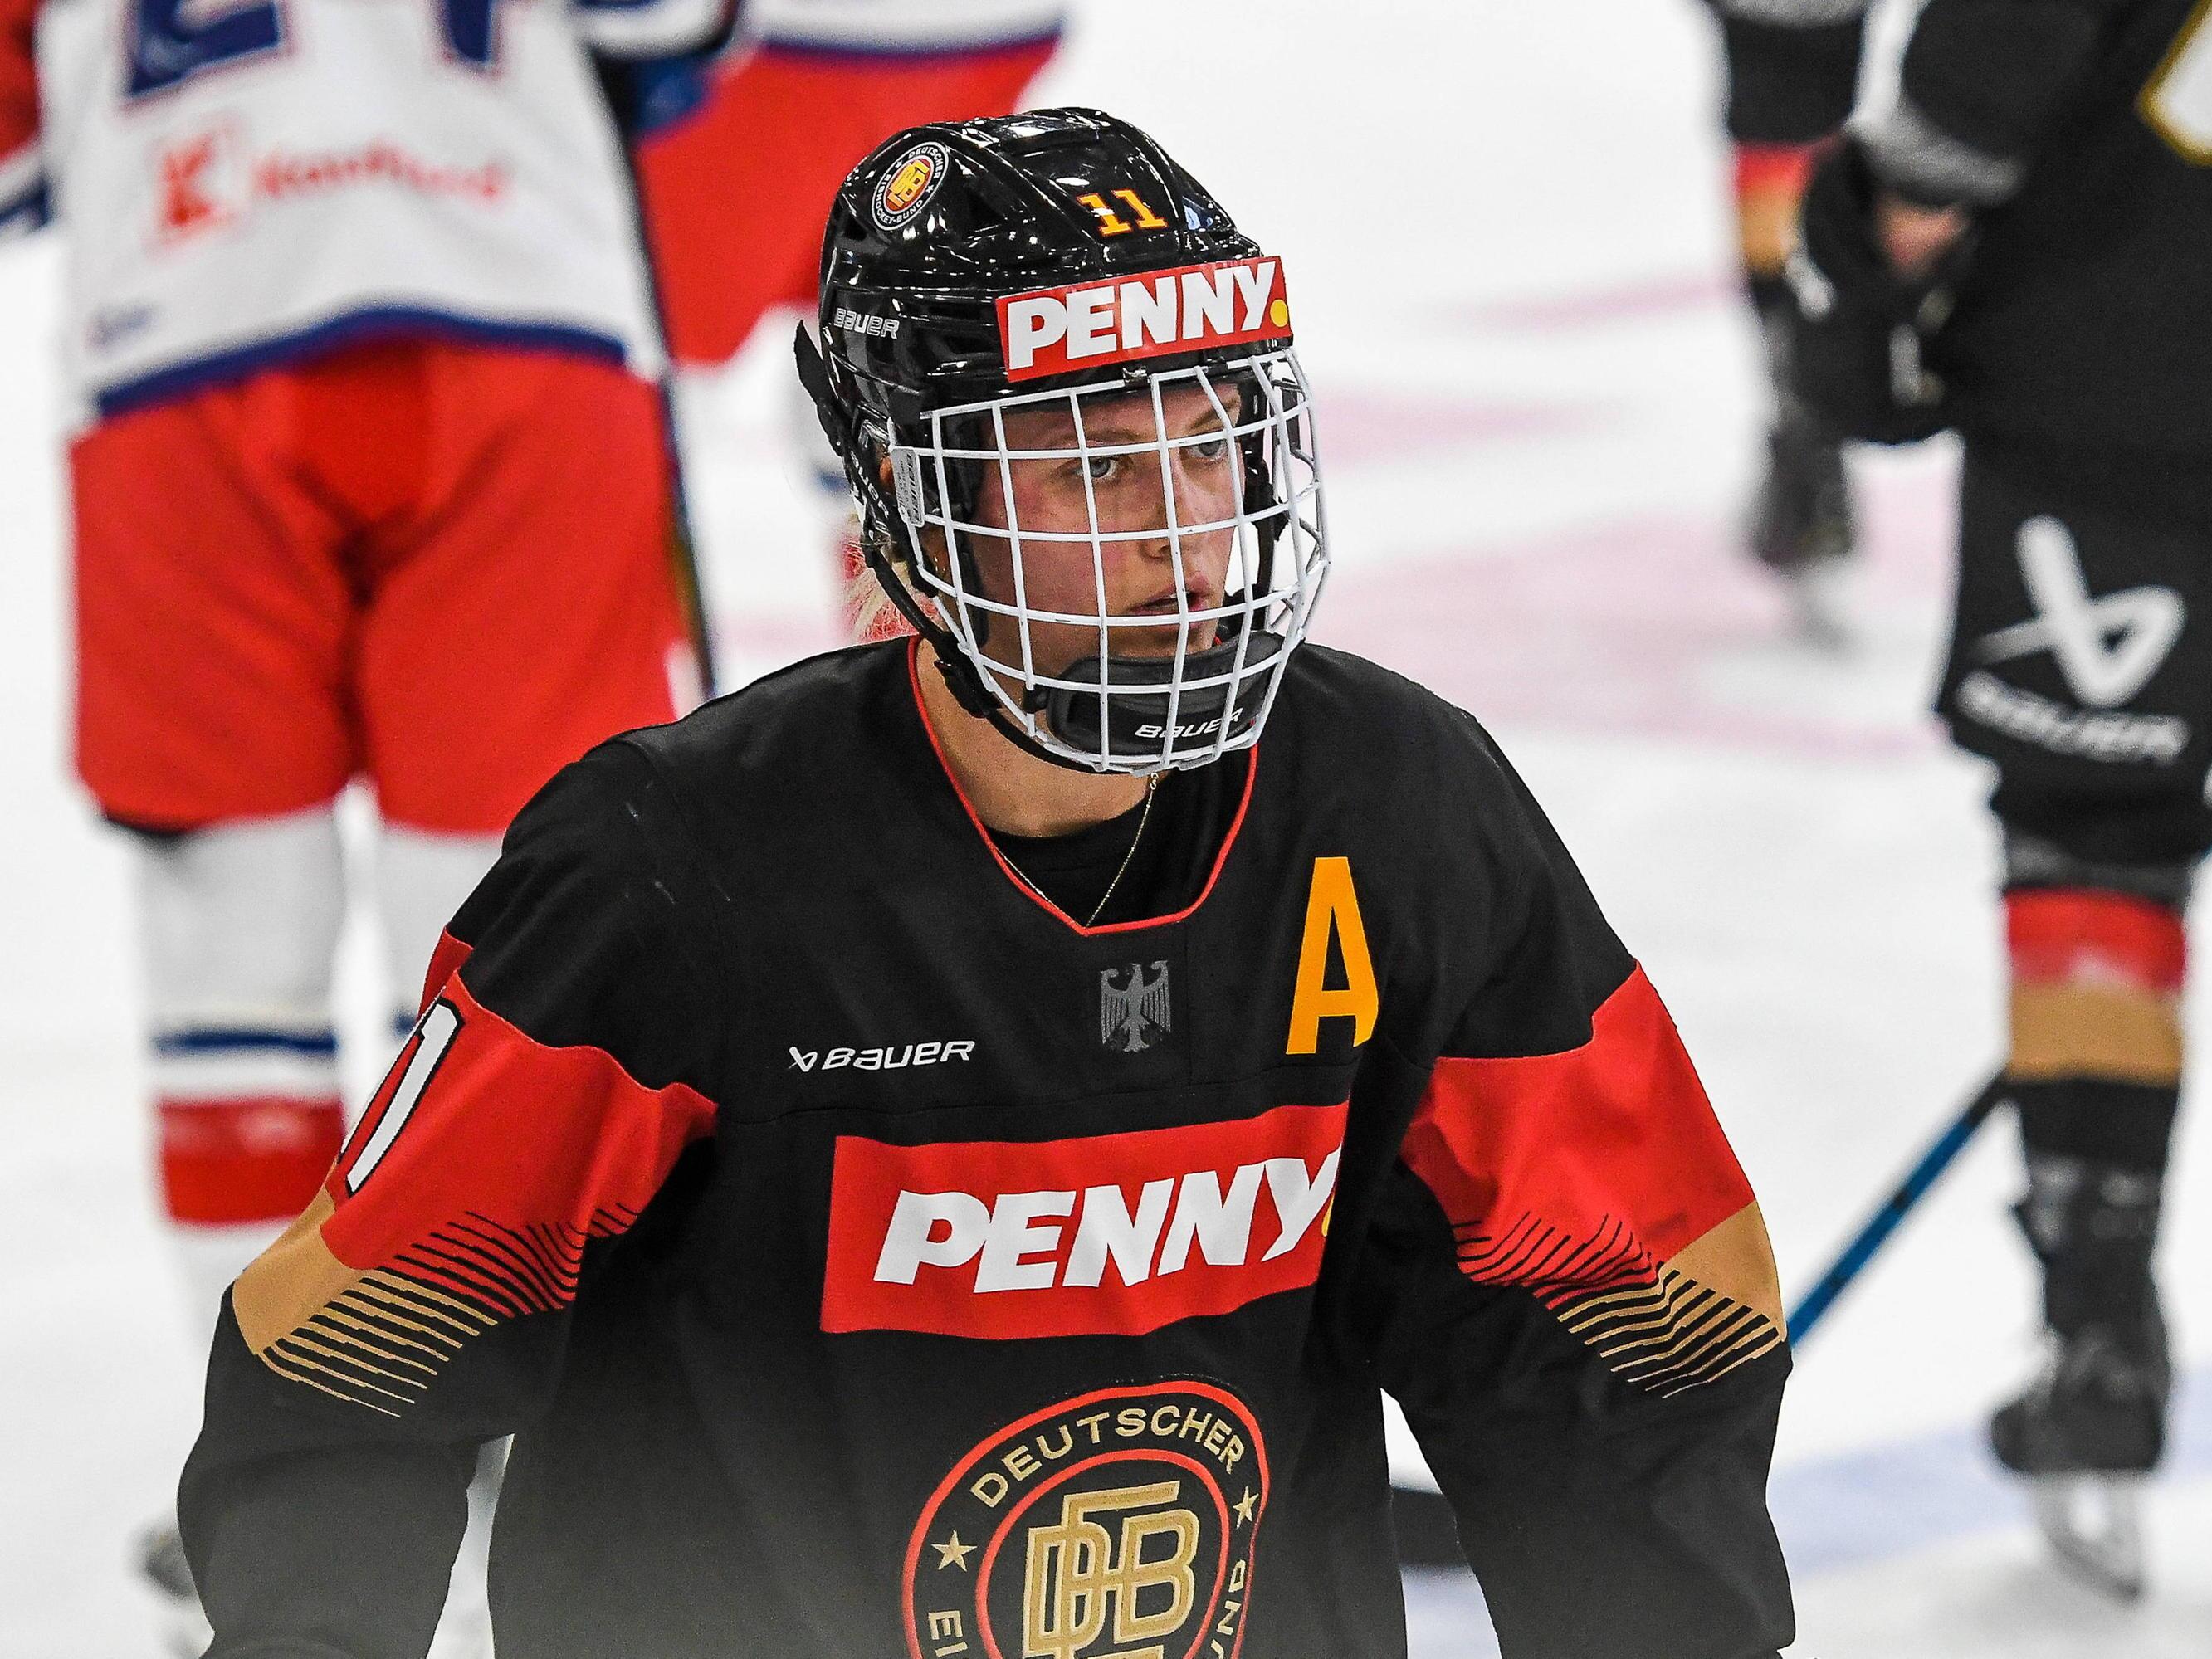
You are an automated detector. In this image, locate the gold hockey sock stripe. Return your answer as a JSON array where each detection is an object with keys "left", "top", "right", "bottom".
[
  {"left": 2005, "top": 886, "right": 2185, "bottom": 1084},
  {"left": 2009, "top": 982, "right": 2183, "bottom": 1085}
]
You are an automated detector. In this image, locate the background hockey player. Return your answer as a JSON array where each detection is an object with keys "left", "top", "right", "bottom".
[
  {"left": 627, "top": 0, "right": 1062, "bottom": 637},
  {"left": 0, "top": 0, "right": 721, "bottom": 1644},
  {"left": 1704, "top": 0, "right": 1866, "bottom": 632},
  {"left": 180, "top": 109, "right": 1799, "bottom": 1659},
  {"left": 1750, "top": 0, "right": 2212, "bottom": 1595}
]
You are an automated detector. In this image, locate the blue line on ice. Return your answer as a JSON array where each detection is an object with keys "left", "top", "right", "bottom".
[
  {"left": 1402, "top": 1370, "right": 2208, "bottom": 1656},
  {"left": 1771, "top": 1365, "right": 2208, "bottom": 1575}
]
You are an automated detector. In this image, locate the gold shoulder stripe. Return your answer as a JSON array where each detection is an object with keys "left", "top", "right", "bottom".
[
  {"left": 1666, "top": 1201, "right": 1785, "bottom": 1332},
  {"left": 1453, "top": 1201, "right": 1785, "bottom": 1396},
  {"left": 234, "top": 1189, "right": 361, "bottom": 1357}
]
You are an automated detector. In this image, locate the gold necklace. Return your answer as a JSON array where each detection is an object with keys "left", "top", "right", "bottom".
[{"left": 1001, "top": 776, "right": 1161, "bottom": 927}]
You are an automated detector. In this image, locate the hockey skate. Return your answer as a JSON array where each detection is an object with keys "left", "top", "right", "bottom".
[
  {"left": 1990, "top": 1322, "right": 2167, "bottom": 1600},
  {"left": 1746, "top": 275, "right": 1858, "bottom": 645},
  {"left": 139, "top": 1522, "right": 213, "bottom": 1659},
  {"left": 1747, "top": 417, "right": 1855, "bottom": 647},
  {"left": 1990, "top": 1155, "right": 2170, "bottom": 1601}
]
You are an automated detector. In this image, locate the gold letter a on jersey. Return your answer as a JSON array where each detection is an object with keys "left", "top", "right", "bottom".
[{"left": 1287, "top": 857, "right": 1377, "bottom": 1056}]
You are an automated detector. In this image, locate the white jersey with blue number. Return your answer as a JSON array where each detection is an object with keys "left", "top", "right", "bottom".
[
  {"left": 7, "top": 0, "right": 725, "bottom": 426},
  {"left": 739, "top": 0, "right": 1064, "bottom": 52}
]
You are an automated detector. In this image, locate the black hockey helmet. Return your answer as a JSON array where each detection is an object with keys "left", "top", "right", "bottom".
[{"left": 794, "top": 107, "right": 1327, "bottom": 775}]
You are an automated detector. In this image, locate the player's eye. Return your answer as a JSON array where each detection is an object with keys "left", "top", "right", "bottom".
[
  {"left": 1188, "top": 435, "right": 1231, "bottom": 463},
  {"left": 1082, "top": 453, "right": 1125, "bottom": 482}
]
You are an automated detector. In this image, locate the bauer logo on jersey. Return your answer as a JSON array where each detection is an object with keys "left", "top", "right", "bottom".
[
  {"left": 873, "top": 140, "right": 950, "bottom": 232},
  {"left": 903, "top": 1382, "right": 1269, "bottom": 1659},
  {"left": 821, "top": 1101, "right": 1345, "bottom": 1339},
  {"left": 996, "top": 257, "right": 1292, "bottom": 382}
]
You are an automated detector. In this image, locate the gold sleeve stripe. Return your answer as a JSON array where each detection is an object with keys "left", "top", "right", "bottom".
[
  {"left": 233, "top": 1189, "right": 357, "bottom": 1355},
  {"left": 1452, "top": 1201, "right": 1785, "bottom": 1397},
  {"left": 232, "top": 1198, "right": 637, "bottom": 1415},
  {"left": 1668, "top": 1201, "right": 1785, "bottom": 1331}
]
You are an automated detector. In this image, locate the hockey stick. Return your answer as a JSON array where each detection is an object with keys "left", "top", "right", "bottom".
[{"left": 1786, "top": 1071, "right": 2007, "bottom": 1344}]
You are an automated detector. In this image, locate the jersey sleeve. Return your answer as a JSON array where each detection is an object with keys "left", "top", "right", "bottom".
[
  {"left": 569, "top": 0, "right": 735, "bottom": 61},
  {"left": 179, "top": 743, "right": 724, "bottom": 1659},
  {"left": 1359, "top": 739, "right": 1794, "bottom": 1659},
  {"left": 1711, "top": 0, "right": 1872, "bottom": 144},
  {"left": 1866, "top": 0, "right": 2133, "bottom": 206},
  {"left": 0, "top": 0, "right": 45, "bottom": 237}
]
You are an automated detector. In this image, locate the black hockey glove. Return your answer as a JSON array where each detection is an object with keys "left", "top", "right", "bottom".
[{"left": 1783, "top": 139, "right": 1970, "bottom": 446}]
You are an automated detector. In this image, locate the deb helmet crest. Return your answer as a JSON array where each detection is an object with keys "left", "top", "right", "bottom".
[{"left": 795, "top": 107, "right": 1328, "bottom": 775}]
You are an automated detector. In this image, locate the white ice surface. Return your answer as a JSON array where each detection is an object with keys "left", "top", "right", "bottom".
[{"left": 2, "top": 2, "right": 2205, "bottom": 1654}]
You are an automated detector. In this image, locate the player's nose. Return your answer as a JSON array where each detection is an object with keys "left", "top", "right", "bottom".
[{"left": 1133, "top": 452, "right": 1235, "bottom": 561}]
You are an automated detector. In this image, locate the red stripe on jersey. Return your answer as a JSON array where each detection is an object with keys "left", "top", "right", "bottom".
[
  {"left": 324, "top": 968, "right": 715, "bottom": 1295},
  {"left": 905, "top": 638, "right": 1259, "bottom": 937},
  {"left": 2005, "top": 888, "right": 2185, "bottom": 993},
  {"left": 160, "top": 1095, "right": 345, "bottom": 1225},
  {"left": 1402, "top": 965, "right": 1753, "bottom": 1275},
  {"left": 0, "top": 0, "right": 35, "bottom": 167},
  {"left": 417, "top": 928, "right": 474, "bottom": 1017}
]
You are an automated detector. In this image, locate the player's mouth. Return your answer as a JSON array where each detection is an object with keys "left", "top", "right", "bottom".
[{"left": 1123, "top": 582, "right": 1217, "bottom": 621}]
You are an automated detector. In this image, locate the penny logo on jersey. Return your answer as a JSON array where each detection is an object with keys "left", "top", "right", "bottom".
[
  {"left": 874, "top": 140, "right": 951, "bottom": 232},
  {"left": 822, "top": 1101, "right": 1345, "bottom": 1339},
  {"left": 996, "top": 258, "right": 1292, "bottom": 383},
  {"left": 903, "top": 1382, "right": 1269, "bottom": 1659}
]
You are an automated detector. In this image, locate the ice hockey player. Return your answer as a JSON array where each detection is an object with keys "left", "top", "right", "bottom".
[
  {"left": 180, "top": 109, "right": 1799, "bottom": 1659},
  {"left": 627, "top": 0, "right": 1063, "bottom": 638},
  {"left": 1705, "top": 0, "right": 1865, "bottom": 632},
  {"left": 1, "top": 0, "right": 720, "bottom": 1647},
  {"left": 1753, "top": 0, "right": 2211, "bottom": 1598}
]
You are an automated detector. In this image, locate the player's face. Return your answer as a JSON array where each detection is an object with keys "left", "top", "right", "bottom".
[{"left": 968, "top": 383, "right": 1241, "bottom": 672}]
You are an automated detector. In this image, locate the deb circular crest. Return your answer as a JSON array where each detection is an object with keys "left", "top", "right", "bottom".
[
  {"left": 903, "top": 1381, "right": 1270, "bottom": 1659},
  {"left": 873, "top": 140, "right": 952, "bottom": 233}
]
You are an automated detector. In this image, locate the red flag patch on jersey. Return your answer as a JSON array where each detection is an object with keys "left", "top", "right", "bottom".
[
  {"left": 995, "top": 256, "right": 1292, "bottom": 382},
  {"left": 822, "top": 1100, "right": 1345, "bottom": 1339}
]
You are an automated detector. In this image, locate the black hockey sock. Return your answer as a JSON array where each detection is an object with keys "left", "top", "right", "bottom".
[{"left": 2002, "top": 871, "right": 2185, "bottom": 1349}]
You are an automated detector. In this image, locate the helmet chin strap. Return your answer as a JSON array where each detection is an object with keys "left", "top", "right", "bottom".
[{"left": 1039, "top": 629, "right": 1286, "bottom": 768}]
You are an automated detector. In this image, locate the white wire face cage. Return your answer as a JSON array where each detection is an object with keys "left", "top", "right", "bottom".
[{"left": 882, "top": 346, "right": 1327, "bottom": 775}]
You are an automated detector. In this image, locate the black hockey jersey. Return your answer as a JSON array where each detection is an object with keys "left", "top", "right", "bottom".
[
  {"left": 182, "top": 642, "right": 1795, "bottom": 1659},
  {"left": 1720, "top": 0, "right": 2212, "bottom": 452}
]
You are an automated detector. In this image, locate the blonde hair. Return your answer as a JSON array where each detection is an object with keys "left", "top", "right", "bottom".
[{"left": 844, "top": 519, "right": 920, "bottom": 643}]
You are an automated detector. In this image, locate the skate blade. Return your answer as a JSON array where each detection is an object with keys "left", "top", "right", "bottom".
[
  {"left": 158, "top": 1601, "right": 214, "bottom": 1659},
  {"left": 2029, "top": 1475, "right": 2147, "bottom": 1602},
  {"left": 1782, "top": 559, "right": 1855, "bottom": 652}
]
